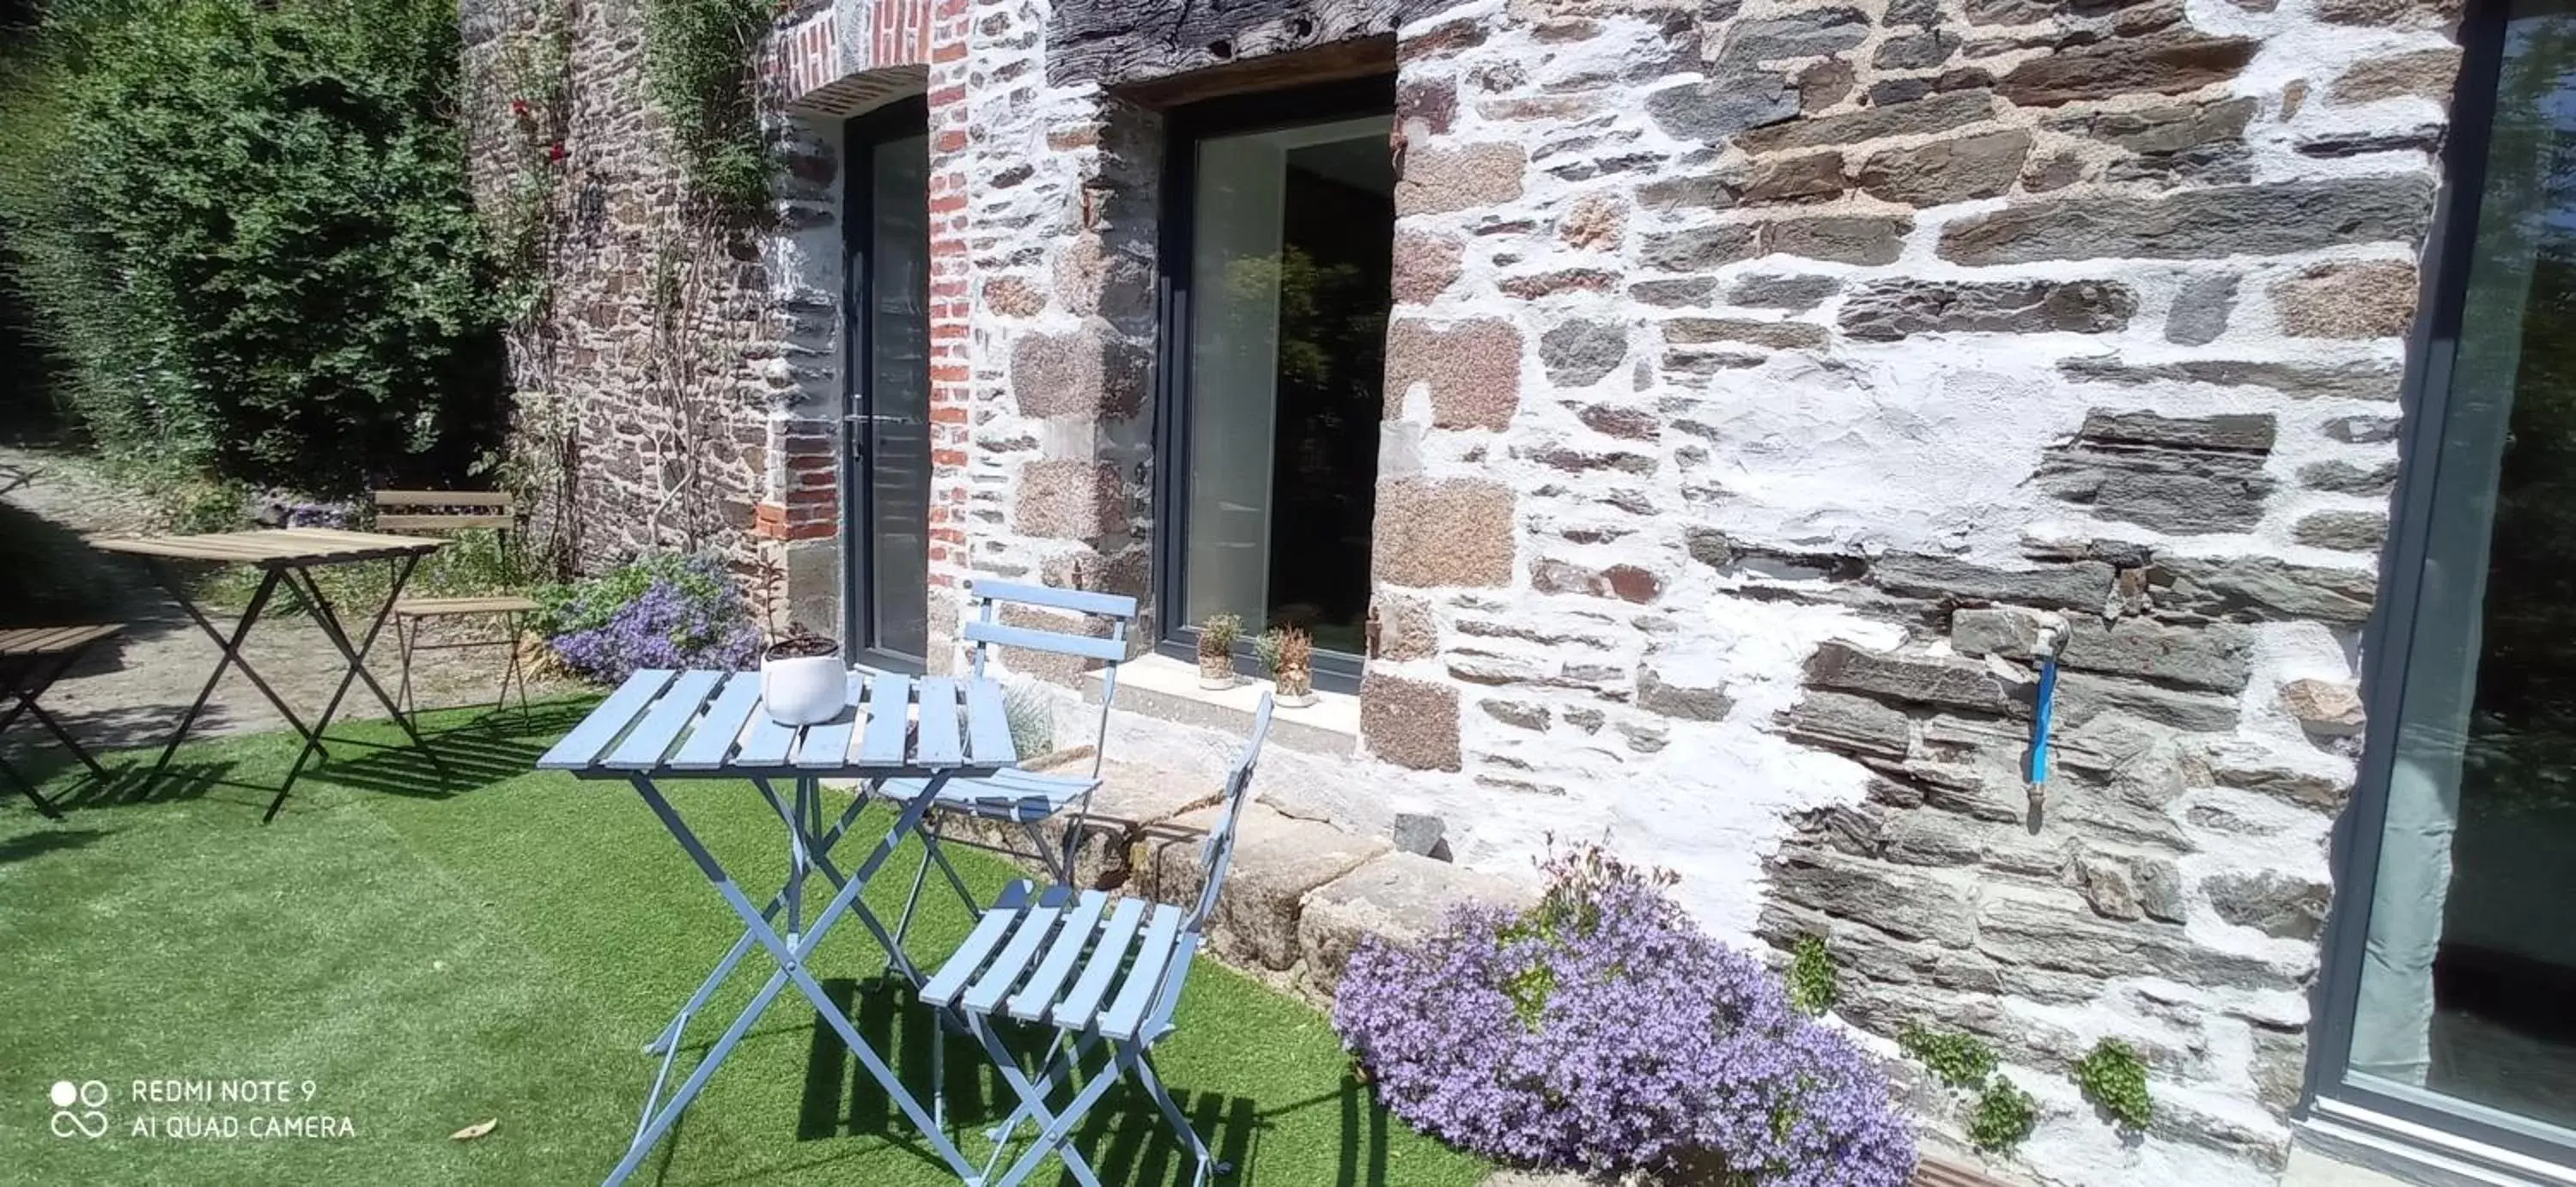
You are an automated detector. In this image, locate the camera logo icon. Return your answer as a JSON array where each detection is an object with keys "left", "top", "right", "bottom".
[{"left": 49, "top": 1080, "right": 108, "bottom": 1139}]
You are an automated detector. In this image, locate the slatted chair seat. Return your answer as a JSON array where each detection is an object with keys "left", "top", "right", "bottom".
[
  {"left": 930, "top": 695, "right": 1272, "bottom": 1187},
  {"left": 872, "top": 768, "right": 1101, "bottom": 824},
  {"left": 392, "top": 594, "right": 542, "bottom": 618}
]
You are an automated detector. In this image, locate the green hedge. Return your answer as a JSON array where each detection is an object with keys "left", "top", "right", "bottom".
[{"left": 0, "top": 0, "right": 505, "bottom": 496}]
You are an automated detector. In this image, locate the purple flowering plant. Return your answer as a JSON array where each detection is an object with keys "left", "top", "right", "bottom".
[
  {"left": 533, "top": 552, "right": 760, "bottom": 684},
  {"left": 1334, "top": 841, "right": 1915, "bottom": 1185}
]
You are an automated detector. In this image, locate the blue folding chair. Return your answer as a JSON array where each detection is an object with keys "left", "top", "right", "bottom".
[
  {"left": 880, "top": 579, "right": 1139, "bottom": 953},
  {"left": 920, "top": 693, "right": 1273, "bottom": 1187}
]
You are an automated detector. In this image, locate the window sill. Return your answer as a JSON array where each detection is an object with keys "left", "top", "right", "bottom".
[
  {"left": 2299, "top": 1096, "right": 2576, "bottom": 1186},
  {"left": 1085, "top": 654, "right": 1360, "bottom": 757}
]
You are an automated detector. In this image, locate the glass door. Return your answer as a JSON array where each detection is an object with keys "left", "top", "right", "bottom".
[
  {"left": 842, "top": 101, "right": 930, "bottom": 671},
  {"left": 1160, "top": 82, "right": 1395, "bottom": 686},
  {"left": 2320, "top": 0, "right": 2576, "bottom": 1161}
]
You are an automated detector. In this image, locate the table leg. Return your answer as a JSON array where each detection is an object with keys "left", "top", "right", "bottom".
[
  {"left": 611, "top": 776, "right": 979, "bottom": 1187},
  {"left": 0, "top": 752, "right": 62, "bottom": 819},
  {"left": 264, "top": 557, "right": 442, "bottom": 822},
  {"left": 148, "top": 566, "right": 331, "bottom": 784}
]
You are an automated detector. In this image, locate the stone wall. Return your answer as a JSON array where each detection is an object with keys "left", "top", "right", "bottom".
[
  {"left": 1346, "top": 0, "right": 2454, "bottom": 1181},
  {"left": 465, "top": 0, "right": 2469, "bottom": 1181},
  {"left": 460, "top": 0, "right": 850, "bottom": 628}
]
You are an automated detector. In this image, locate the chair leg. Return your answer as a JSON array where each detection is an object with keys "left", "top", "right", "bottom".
[
  {"left": 1127, "top": 1045, "right": 1220, "bottom": 1184},
  {"left": 887, "top": 822, "right": 939, "bottom": 973},
  {"left": 395, "top": 614, "right": 416, "bottom": 719}
]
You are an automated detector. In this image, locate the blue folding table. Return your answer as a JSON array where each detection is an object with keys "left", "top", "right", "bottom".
[{"left": 538, "top": 667, "right": 1021, "bottom": 1186}]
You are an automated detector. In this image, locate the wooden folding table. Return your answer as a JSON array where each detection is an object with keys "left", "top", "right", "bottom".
[{"left": 88, "top": 527, "right": 447, "bottom": 821}]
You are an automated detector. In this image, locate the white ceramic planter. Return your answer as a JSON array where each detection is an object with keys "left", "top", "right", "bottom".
[
  {"left": 1273, "top": 689, "right": 1318, "bottom": 709},
  {"left": 761, "top": 654, "right": 847, "bottom": 726},
  {"left": 1198, "top": 658, "right": 1235, "bottom": 691}
]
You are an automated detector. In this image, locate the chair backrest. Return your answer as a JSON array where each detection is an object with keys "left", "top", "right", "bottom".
[
  {"left": 960, "top": 579, "right": 1139, "bottom": 774},
  {"left": 371, "top": 490, "right": 519, "bottom": 536},
  {"left": 1185, "top": 692, "right": 1274, "bottom": 935}
]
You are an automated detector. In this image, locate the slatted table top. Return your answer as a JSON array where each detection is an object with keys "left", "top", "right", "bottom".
[
  {"left": 0, "top": 624, "right": 121, "bottom": 656},
  {"left": 538, "top": 668, "right": 1019, "bottom": 780},
  {"left": 87, "top": 527, "right": 446, "bottom": 567}
]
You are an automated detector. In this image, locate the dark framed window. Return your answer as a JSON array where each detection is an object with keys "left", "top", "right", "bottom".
[
  {"left": 1152, "top": 77, "right": 1398, "bottom": 694},
  {"left": 2311, "top": 0, "right": 2576, "bottom": 1164}
]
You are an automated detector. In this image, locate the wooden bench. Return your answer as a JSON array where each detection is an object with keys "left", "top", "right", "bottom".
[
  {"left": 0, "top": 624, "right": 121, "bottom": 817},
  {"left": 370, "top": 491, "right": 542, "bottom": 720}
]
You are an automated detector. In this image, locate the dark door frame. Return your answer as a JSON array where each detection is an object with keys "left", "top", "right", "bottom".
[
  {"left": 1151, "top": 76, "right": 1398, "bottom": 694},
  {"left": 2304, "top": 0, "right": 2576, "bottom": 1166},
  {"left": 841, "top": 95, "right": 933, "bottom": 673}
]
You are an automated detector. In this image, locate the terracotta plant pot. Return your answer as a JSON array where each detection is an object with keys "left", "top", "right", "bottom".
[
  {"left": 1273, "top": 666, "right": 1316, "bottom": 708},
  {"left": 762, "top": 635, "right": 846, "bottom": 726},
  {"left": 1198, "top": 654, "right": 1235, "bottom": 690}
]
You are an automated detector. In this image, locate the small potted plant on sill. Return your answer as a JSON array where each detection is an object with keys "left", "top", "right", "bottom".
[
  {"left": 1198, "top": 613, "right": 1241, "bottom": 690},
  {"left": 752, "top": 553, "right": 846, "bottom": 726},
  {"left": 1257, "top": 624, "right": 1316, "bottom": 708}
]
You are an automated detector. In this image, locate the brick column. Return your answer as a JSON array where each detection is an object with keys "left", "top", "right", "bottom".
[{"left": 921, "top": 0, "right": 974, "bottom": 671}]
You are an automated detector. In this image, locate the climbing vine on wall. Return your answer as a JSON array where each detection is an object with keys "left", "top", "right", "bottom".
[
  {"left": 641, "top": 0, "right": 773, "bottom": 220},
  {"left": 489, "top": 0, "right": 571, "bottom": 326}
]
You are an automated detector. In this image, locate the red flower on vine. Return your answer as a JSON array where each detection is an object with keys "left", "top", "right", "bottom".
[
  {"left": 548, "top": 141, "right": 567, "bottom": 161},
  {"left": 510, "top": 98, "right": 532, "bottom": 120}
]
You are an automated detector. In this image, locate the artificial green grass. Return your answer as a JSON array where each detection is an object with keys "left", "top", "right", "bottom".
[{"left": 0, "top": 702, "right": 1487, "bottom": 1186}]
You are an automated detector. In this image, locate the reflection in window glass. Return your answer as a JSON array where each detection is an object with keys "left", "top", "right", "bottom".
[{"left": 2348, "top": 3, "right": 2576, "bottom": 1133}]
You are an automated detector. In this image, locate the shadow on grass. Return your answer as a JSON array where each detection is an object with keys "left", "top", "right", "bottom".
[
  {"left": 0, "top": 825, "right": 112, "bottom": 864},
  {"left": 9, "top": 756, "right": 241, "bottom": 814},
  {"left": 301, "top": 701, "right": 592, "bottom": 801},
  {"left": 786, "top": 977, "right": 1272, "bottom": 1187}
]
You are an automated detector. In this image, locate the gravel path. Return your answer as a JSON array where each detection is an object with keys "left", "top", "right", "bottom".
[{"left": 0, "top": 445, "right": 567, "bottom": 763}]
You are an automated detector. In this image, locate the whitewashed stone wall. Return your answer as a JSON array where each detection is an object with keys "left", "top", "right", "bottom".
[{"left": 477, "top": 0, "right": 2467, "bottom": 1180}]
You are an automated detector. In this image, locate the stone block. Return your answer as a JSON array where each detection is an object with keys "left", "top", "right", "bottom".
[
  {"left": 1741, "top": 152, "right": 1850, "bottom": 205},
  {"left": 1839, "top": 277, "right": 2135, "bottom": 340},
  {"left": 1873, "top": 28, "right": 1958, "bottom": 70},
  {"left": 1387, "top": 319, "right": 1522, "bottom": 430},
  {"left": 1765, "top": 215, "right": 1911, "bottom": 265},
  {"left": 1638, "top": 667, "right": 1733, "bottom": 721},
  {"left": 1735, "top": 92, "right": 1995, "bottom": 154},
  {"left": 1722, "top": 6, "right": 1868, "bottom": 63},
  {"left": 1869, "top": 553, "right": 2115, "bottom": 612},
  {"left": 2300, "top": 460, "right": 2399, "bottom": 496},
  {"left": 1371, "top": 590, "right": 1439, "bottom": 660},
  {"left": 1640, "top": 224, "right": 1762, "bottom": 271},
  {"left": 2207, "top": 871, "right": 2330, "bottom": 940},
  {"left": 1537, "top": 319, "right": 1629, "bottom": 387},
  {"left": 2057, "top": 97, "right": 2257, "bottom": 157},
  {"left": 1361, "top": 673, "right": 1462, "bottom": 771},
  {"left": 1558, "top": 192, "right": 1626, "bottom": 251},
  {"left": 1855, "top": 130, "right": 2032, "bottom": 206},
  {"left": 2324, "top": 415, "right": 2403, "bottom": 443},
  {"left": 1806, "top": 641, "right": 2016, "bottom": 715},
  {"left": 2063, "top": 618, "right": 2256, "bottom": 693},
  {"left": 2058, "top": 673, "right": 2241, "bottom": 733},
  {"left": 1390, "top": 230, "right": 1465, "bottom": 304},
  {"left": 1940, "top": 176, "right": 2436, "bottom": 265},
  {"left": 1396, "top": 143, "right": 1528, "bottom": 216},
  {"left": 2272, "top": 260, "right": 2420, "bottom": 339},
  {"left": 2153, "top": 555, "right": 2376, "bottom": 624},
  {"left": 1298, "top": 853, "right": 1534, "bottom": 996},
  {"left": 2294, "top": 510, "right": 2388, "bottom": 553},
  {"left": 1632, "top": 277, "right": 1720, "bottom": 306},
  {"left": 1643, "top": 74, "right": 1798, "bottom": 143},
  {"left": 1729, "top": 273, "right": 1842, "bottom": 311},
  {"left": 2037, "top": 447, "right": 2274, "bottom": 534},
  {"left": 1996, "top": 30, "right": 2257, "bottom": 107},
  {"left": 1767, "top": 849, "right": 1979, "bottom": 947},
  {"left": 1480, "top": 698, "right": 1550, "bottom": 730},
  {"left": 2059, "top": 356, "right": 2404, "bottom": 402},
  {"left": 1390, "top": 813, "right": 1446, "bottom": 858},
  {"left": 1372, "top": 477, "right": 1517, "bottom": 588},
  {"left": 1143, "top": 803, "right": 1390, "bottom": 971},
  {"left": 1577, "top": 402, "right": 1659, "bottom": 440},
  {"left": 1011, "top": 327, "right": 1150, "bottom": 419},
  {"left": 2332, "top": 47, "right": 2465, "bottom": 103},
  {"left": 1012, "top": 460, "right": 1126, "bottom": 541},
  {"left": 1666, "top": 317, "right": 1829, "bottom": 350},
  {"left": 1976, "top": 892, "right": 2296, "bottom": 989},
  {"left": 2280, "top": 678, "right": 2366, "bottom": 737},
  {"left": 2080, "top": 409, "right": 2276, "bottom": 453},
  {"left": 2166, "top": 274, "right": 2242, "bottom": 345},
  {"left": 1951, "top": 606, "right": 2054, "bottom": 659}
]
